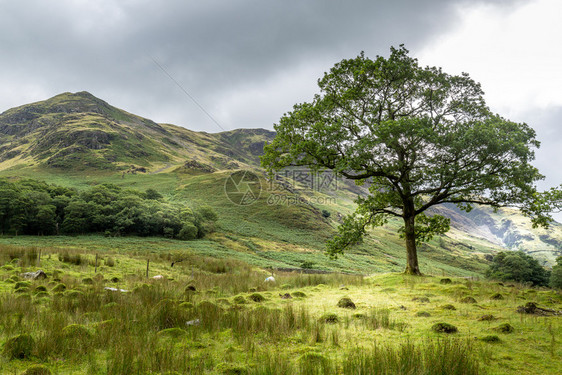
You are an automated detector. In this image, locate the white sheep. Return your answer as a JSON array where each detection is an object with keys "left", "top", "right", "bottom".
[{"left": 264, "top": 276, "right": 275, "bottom": 283}]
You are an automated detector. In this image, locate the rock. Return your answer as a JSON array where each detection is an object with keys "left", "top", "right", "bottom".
[
  {"left": 186, "top": 319, "right": 201, "bottom": 326},
  {"left": 21, "top": 270, "right": 47, "bottom": 280},
  {"left": 265, "top": 276, "right": 275, "bottom": 283},
  {"left": 152, "top": 275, "right": 164, "bottom": 280}
]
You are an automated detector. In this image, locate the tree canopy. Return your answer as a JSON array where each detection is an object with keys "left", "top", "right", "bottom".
[
  {"left": 261, "top": 45, "right": 560, "bottom": 275},
  {"left": 486, "top": 251, "right": 550, "bottom": 287},
  {"left": 0, "top": 178, "right": 217, "bottom": 240}
]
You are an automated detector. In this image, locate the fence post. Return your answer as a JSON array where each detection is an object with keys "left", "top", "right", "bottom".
[{"left": 146, "top": 259, "right": 150, "bottom": 278}]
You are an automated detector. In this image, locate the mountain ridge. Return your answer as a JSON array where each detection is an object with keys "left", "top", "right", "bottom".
[{"left": 1, "top": 92, "right": 560, "bottom": 269}]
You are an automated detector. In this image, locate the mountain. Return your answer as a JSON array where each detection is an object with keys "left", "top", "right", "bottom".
[
  {"left": 0, "top": 91, "right": 274, "bottom": 172},
  {"left": 0, "top": 92, "right": 560, "bottom": 272}
]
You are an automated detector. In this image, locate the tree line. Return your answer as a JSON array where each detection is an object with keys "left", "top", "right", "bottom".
[
  {"left": 0, "top": 178, "right": 217, "bottom": 240},
  {"left": 486, "top": 250, "right": 562, "bottom": 289}
]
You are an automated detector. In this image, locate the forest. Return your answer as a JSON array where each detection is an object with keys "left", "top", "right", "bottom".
[{"left": 0, "top": 178, "right": 217, "bottom": 240}]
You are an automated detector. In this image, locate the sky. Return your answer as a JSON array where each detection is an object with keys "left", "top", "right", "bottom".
[{"left": 0, "top": 0, "right": 561, "bottom": 204}]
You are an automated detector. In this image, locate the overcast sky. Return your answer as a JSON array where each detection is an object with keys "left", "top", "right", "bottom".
[{"left": 1, "top": 0, "right": 561, "bottom": 201}]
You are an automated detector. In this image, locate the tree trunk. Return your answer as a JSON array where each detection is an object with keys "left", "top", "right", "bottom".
[{"left": 403, "top": 213, "right": 422, "bottom": 275}]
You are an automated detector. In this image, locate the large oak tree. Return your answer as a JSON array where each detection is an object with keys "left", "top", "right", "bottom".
[{"left": 261, "top": 46, "right": 560, "bottom": 275}]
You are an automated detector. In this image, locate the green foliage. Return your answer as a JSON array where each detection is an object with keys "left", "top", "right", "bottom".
[
  {"left": 550, "top": 256, "right": 562, "bottom": 289},
  {"left": 486, "top": 251, "right": 550, "bottom": 286},
  {"left": 0, "top": 178, "right": 217, "bottom": 240},
  {"left": 262, "top": 45, "right": 559, "bottom": 275}
]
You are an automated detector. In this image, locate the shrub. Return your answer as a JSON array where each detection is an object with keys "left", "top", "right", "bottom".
[
  {"left": 321, "top": 209, "right": 331, "bottom": 218},
  {"left": 431, "top": 322, "right": 458, "bottom": 334},
  {"left": 486, "top": 251, "right": 550, "bottom": 286},
  {"left": 2, "top": 333, "right": 34, "bottom": 359},
  {"left": 22, "top": 365, "right": 52, "bottom": 375},
  {"left": 550, "top": 256, "right": 562, "bottom": 289},
  {"left": 337, "top": 297, "right": 356, "bottom": 309}
]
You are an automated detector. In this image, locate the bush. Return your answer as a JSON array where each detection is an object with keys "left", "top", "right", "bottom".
[
  {"left": 321, "top": 209, "right": 331, "bottom": 218},
  {"left": 337, "top": 297, "right": 356, "bottom": 309},
  {"left": 550, "top": 256, "right": 562, "bottom": 289},
  {"left": 431, "top": 322, "right": 458, "bottom": 334},
  {"left": 2, "top": 333, "right": 34, "bottom": 359},
  {"left": 486, "top": 251, "right": 550, "bottom": 286}
]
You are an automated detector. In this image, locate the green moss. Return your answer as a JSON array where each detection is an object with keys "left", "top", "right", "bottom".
[
  {"left": 233, "top": 295, "right": 246, "bottom": 304},
  {"left": 319, "top": 313, "right": 339, "bottom": 324},
  {"left": 2, "top": 333, "right": 34, "bottom": 359},
  {"left": 22, "top": 365, "right": 52, "bottom": 375},
  {"left": 248, "top": 293, "right": 265, "bottom": 302},
  {"left": 431, "top": 322, "right": 458, "bottom": 334},
  {"left": 337, "top": 297, "right": 356, "bottom": 309},
  {"left": 480, "top": 335, "right": 501, "bottom": 343},
  {"left": 291, "top": 291, "right": 307, "bottom": 298}
]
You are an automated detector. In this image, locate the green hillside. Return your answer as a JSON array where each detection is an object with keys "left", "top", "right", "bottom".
[{"left": 0, "top": 92, "right": 560, "bottom": 276}]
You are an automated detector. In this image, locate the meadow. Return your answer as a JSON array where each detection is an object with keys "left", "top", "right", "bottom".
[{"left": 0, "top": 243, "right": 560, "bottom": 375}]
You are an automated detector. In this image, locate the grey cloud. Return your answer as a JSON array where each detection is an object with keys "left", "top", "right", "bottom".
[{"left": 0, "top": 0, "right": 523, "bottom": 130}]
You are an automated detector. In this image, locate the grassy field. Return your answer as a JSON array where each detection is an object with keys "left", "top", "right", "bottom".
[{"left": 0, "top": 243, "right": 560, "bottom": 374}]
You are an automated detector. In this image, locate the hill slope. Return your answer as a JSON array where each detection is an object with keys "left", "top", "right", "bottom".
[
  {"left": 0, "top": 92, "right": 560, "bottom": 272},
  {"left": 0, "top": 91, "right": 274, "bottom": 172}
]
